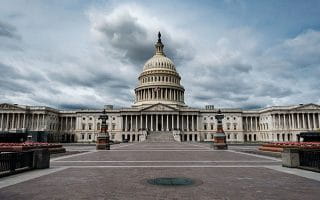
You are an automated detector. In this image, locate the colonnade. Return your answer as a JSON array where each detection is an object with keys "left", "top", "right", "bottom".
[
  {"left": 59, "top": 116, "right": 76, "bottom": 131},
  {"left": 136, "top": 88, "right": 184, "bottom": 102},
  {"left": 0, "top": 112, "right": 76, "bottom": 132},
  {"left": 122, "top": 114, "right": 199, "bottom": 132},
  {"left": 243, "top": 116, "right": 260, "bottom": 131},
  {"left": 272, "top": 112, "right": 320, "bottom": 130},
  {"left": 0, "top": 112, "right": 45, "bottom": 131}
]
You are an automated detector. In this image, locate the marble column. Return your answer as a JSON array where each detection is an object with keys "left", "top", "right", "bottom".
[
  {"left": 135, "top": 115, "right": 138, "bottom": 131},
  {"left": 187, "top": 115, "right": 189, "bottom": 131},
  {"left": 0, "top": 113, "right": 3, "bottom": 130},
  {"left": 245, "top": 117, "right": 247, "bottom": 131},
  {"left": 156, "top": 114, "right": 159, "bottom": 131},
  {"left": 277, "top": 113, "right": 280, "bottom": 130},
  {"left": 151, "top": 115, "right": 153, "bottom": 131},
  {"left": 65, "top": 117, "right": 68, "bottom": 131},
  {"left": 318, "top": 113, "right": 320, "bottom": 128},
  {"left": 130, "top": 115, "right": 133, "bottom": 132},
  {"left": 177, "top": 115, "right": 179, "bottom": 130},
  {"left": 166, "top": 115, "right": 169, "bottom": 131},
  {"left": 196, "top": 115, "right": 199, "bottom": 131},
  {"left": 125, "top": 115, "right": 127, "bottom": 131},
  {"left": 307, "top": 113, "right": 310, "bottom": 130},
  {"left": 71, "top": 117, "right": 74, "bottom": 130},
  {"left": 313, "top": 113, "right": 316, "bottom": 130},
  {"left": 37, "top": 114, "right": 40, "bottom": 130},
  {"left": 31, "top": 114, "right": 34, "bottom": 130},
  {"left": 182, "top": 115, "right": 184, "bottom": 131},
  {"left": 172, "top": 115, "right": 174, "bottom": 130},
  {"left": 146, "top": 115, "right": 148, "bottom": 130},
  {"left": 161, "top": 114, "right": 164, "bottom": 131},
  {"left": 283, "top": 114, "right": 286, "bottom": 130},
  {"left": 12, "top": 113, "right": 15, "bottom": 129},
  {"left": 288, "top": 114, "right": 291, "bottom": 129},
  {"left": 6, "top": 113, "right": 9, "bottom": 130},
  {"left": 192, "top": 115, "right": 194, "bottom": 131},
  {"left": 302, "top": 113, "right": 305, "bottom": 129},
  {"left": 17, "top": 113, "right": 20, "bottom": 129},
  {"left": 272, "top": 115, "right": 275, "bottom": 130},
  {"left": 140, "top": 115, "right": 142, "bottom": 130},
  {"left": 297, "top": 113, "right": 300, "bottom": 129}
]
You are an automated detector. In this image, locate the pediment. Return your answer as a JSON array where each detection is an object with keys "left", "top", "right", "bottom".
[
  {"left": 0, "top": 103, "right": 23, "bottom": 110},
  {"left": 141, "top": 103, "right": 178, "bottom": 112},
  {"left": 295, "top": 103, "right": 320, "bottom": 111}
]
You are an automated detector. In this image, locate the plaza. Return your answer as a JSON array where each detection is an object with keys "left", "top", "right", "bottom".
[{"left": 1, "top": 142, "right": 320, "bottom": 200}]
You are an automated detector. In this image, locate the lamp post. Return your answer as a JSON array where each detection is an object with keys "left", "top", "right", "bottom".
[
  {"left": 212, "top": 109, "right": 228, "bottom": 150},
  {"left": 96, "top": 109, "right": 110, "bottom": 150}
]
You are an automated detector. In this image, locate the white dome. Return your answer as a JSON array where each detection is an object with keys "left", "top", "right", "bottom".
[
  {"left": 133, "top": 32, "right": 186, "bottom": 108},
  {"left": 143, "top": 54, "right": 176, "bottom": 71}
]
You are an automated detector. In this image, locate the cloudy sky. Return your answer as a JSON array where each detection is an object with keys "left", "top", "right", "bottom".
[{"left": 1, "top": 0, "right": 320, "bottom": 110}]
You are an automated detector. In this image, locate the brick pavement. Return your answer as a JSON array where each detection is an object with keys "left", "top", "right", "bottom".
[{"left": 0, "top": 142, "right": 319, "bottom": 200}]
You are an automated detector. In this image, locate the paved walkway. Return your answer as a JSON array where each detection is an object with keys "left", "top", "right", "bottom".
[{"left": 1, "top": 142, "right": 320, "bottom": 200}]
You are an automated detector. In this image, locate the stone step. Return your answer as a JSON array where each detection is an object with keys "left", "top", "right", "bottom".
[{"left": 146, "top": 131, "right": 175, "bottom": 142}]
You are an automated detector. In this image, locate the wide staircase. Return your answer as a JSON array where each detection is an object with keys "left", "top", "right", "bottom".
[{"left": 146, "top": 131, "right": 175, "bottom": 142}]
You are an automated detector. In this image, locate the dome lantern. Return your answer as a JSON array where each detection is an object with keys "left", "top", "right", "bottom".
[{"left": 155, "top": 31, "right": 165, "bottom": 56}]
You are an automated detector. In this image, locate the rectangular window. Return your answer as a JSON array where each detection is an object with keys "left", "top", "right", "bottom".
[
  {"left": 89, "top": 124, "right": 92, "bottom": 130},
  {"left": 81, "top": 134, "right": 85, "bottom": 140},
  {"left": 211, "top": 124, "right": 214, "bottom": 130},
  {"left": 112, "top": 124, "right": 115, "bottom": 130},
  {"left": 234, "top": 124, "right": 237, "bottom": 130},
  {"left": 88, "top": 134, "right": 91, "bottom": 140},
  {"left": 204, "top": 124, "right": 207, "bottom": 130},
  {"left": 82, "top": 124, "right": 85, "bottom": 130}
]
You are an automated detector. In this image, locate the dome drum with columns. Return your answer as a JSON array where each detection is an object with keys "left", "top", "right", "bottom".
[{"left": 133, "top": 32, "right": 186, "bottom": 108}]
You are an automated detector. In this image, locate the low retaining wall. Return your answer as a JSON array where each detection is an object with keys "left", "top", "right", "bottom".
[
  {"left": 0, "top": 149, "right": 50, "bottom": 177},
  {"left": 282, "top": 148, "right": 320, "bottom": 172}
]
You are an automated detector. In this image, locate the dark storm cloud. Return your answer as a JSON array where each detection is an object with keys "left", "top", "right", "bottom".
[
  {"left": 0, "top": 21, "right": 20, "bottom": 39},
  {"left": 0, "top": 62, "right": 32, "bottom": 93},
  {"left": 49, "top": 66, "right": 131, "bottom": 91},
  {"left": 93, "top": 11, "right": 185, "bottom": 67},
  {"left": 255, "top": 83, "right": 295, "bottom": 98},
  {"left": 58, "top": 103, "right": 98, "bottom": 110}
]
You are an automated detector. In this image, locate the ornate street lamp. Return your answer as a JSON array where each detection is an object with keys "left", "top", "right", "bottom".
[
  {"left": 96, "top": 109, "right": 110, "bottom": 150},
  {"left": 212, "top": 109, "right": 228, "bottom": 150}
]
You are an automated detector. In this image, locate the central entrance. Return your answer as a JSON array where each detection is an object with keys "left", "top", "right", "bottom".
[{"left": 158, "top": 123, "right": 162, "bottom": 131}]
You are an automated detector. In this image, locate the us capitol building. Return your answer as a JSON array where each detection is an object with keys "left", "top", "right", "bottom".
[{"left": 1, "top": 33, "right": 320, "bottom": 143}]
